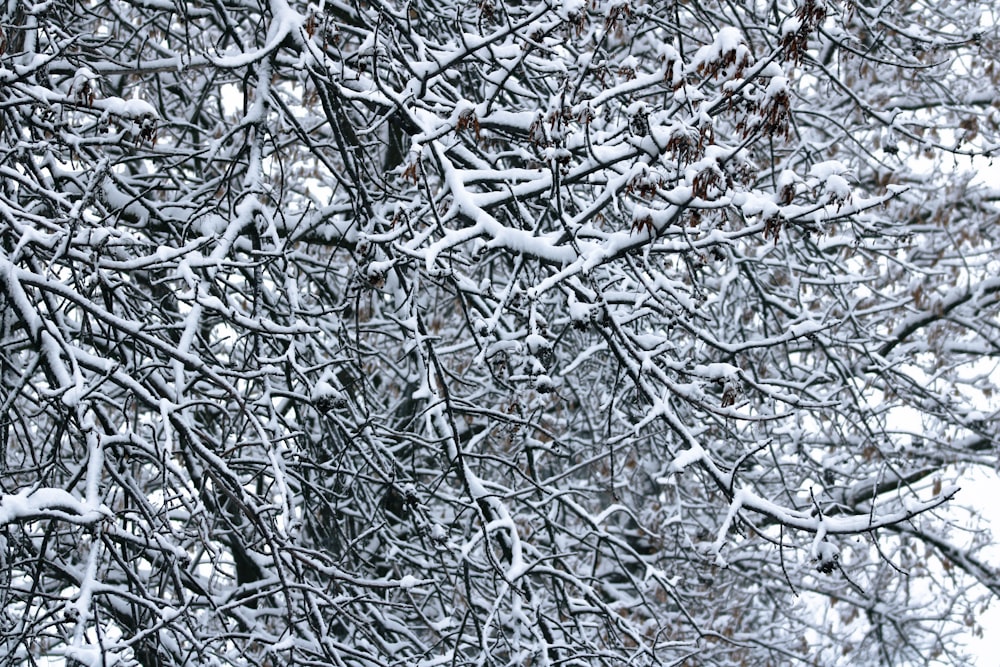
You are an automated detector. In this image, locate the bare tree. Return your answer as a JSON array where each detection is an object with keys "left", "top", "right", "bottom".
[{"left": 1, "top": 0, "right": 998, "bottom": 665}]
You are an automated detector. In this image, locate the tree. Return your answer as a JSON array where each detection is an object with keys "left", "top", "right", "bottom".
[{"left": 1, "top": 0, "right": 998, "bottom": 664}]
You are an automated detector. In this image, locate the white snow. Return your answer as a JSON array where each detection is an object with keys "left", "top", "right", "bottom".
[
  {"left": 808, "top": 160, "right": 847, "bottom": 181},
  {"left": 824, "top": 173, "right": 851, "bottom": 201},
  {"left": 93, "top": 96, "right": 158, "bottom": 119},
  {"left": 691, "top": 27, "right": 748, "bottom": 73},
  {"left": 397, "top": 575, "right": 424, "bottom": 589},
  {"left": 0, "top": 488, "right": 109, "bottom": 525},
  {"left": 666, "top": 445, "right": 706, "bottom": 473}
]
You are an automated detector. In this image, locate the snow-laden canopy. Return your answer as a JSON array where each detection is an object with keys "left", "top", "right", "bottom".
[{"left": 1, "top": 0, "right": 998, "bottom": 665}]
